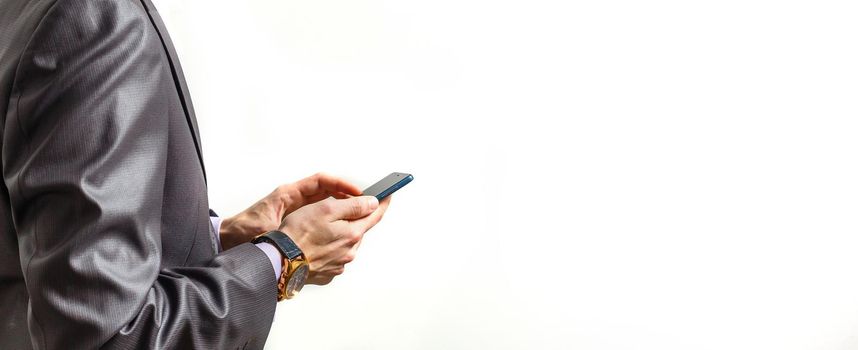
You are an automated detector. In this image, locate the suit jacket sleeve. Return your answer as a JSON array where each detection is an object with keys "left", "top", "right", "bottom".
[{"left": 2, "top": 1, "right": 277, "bottom": 349}]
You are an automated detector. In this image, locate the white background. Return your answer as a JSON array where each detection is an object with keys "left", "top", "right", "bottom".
[{"left": 152, "top": 0, "right": 858, "bottom": 349}]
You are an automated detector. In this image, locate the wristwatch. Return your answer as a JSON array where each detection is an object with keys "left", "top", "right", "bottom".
[{"left": 251, "top": 230, "right": 310, "bottom": 301}]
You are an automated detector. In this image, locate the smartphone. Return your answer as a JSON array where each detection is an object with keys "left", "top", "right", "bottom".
[{"left": 362, "top": 172, "right": 413, "bottom": 200}]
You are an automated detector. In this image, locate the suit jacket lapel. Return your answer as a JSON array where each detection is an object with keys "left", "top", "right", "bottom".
[{"left": 138, "top": 0, "right": 208, "bottom": 183}]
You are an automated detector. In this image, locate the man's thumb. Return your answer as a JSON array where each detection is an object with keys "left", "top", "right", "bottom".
[{"left": 329, "top": 196, "right": 379, "bottom": 220}]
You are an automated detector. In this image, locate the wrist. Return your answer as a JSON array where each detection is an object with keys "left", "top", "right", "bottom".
[
  {"left": 252, "top": 230, "right": 309, "bottom": 300},
  {"left": 218, "top": 215, "right": 246, "bottom": 251}
]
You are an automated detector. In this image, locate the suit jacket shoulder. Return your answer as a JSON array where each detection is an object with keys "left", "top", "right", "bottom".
[{"left": 0, "top": 1, "right": 277, "bottom": 349}]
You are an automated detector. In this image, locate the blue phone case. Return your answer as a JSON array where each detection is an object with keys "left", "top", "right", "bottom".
[{"left": 362, "top": 172, "right": 413, "bottom": 200}]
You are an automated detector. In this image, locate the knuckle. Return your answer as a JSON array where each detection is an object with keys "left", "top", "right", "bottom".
[
  {"left": 314, "top": 172, "right": 329, "bottom": 180},
  {"left": 348, "top": 229, "right": 363, "bottom": 243},
  {"left": 343, "top": 253, "right": 356, "bottom": 263},
  {"left": 318, "top": 202, "right": 333, "bottom": 215},
  {"left": 275, "top": 184, "right": 288, "bottom": 195},
  {"left": 275, "top": 184, "right": 295, "bottom": 202},
  {"left": 350, "top": 201, "right": 365, "bottom": 217}
]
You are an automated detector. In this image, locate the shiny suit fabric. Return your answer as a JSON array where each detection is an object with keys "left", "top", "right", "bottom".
[{"left": 0, "top": 0, "right": 276, "bottom": 348}]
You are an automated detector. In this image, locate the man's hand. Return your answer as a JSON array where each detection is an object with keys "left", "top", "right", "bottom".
[
  {"left": 219, "top": 173, "right": 363, "bottom": 251},
  {"left": 280, "top": 195, "right": 391, "bottom": 285}
]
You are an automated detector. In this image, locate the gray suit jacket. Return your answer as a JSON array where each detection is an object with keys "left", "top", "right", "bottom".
[{"left": 0, "top": 0, "right": 277, "bottom": 348}]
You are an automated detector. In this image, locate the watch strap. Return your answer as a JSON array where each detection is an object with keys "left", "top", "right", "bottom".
[{"left": 252, "top": 230, "right": 304, "bottom": 260}]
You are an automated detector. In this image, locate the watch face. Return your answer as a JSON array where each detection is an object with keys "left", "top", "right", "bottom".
[{"left": 287, "top": 264, "right": 309, "bottom": 296}]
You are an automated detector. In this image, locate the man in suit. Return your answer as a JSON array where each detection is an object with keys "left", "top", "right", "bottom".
[{"left": 0, "top": 0, "right": 390, "bottom": 348}]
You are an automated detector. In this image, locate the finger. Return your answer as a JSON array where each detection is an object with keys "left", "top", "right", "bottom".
[
  {"left": 278, "top": 174, "right": 363, "bottom": 213},
  {"left": 277, "top": 190, "right": 329, "bottom": 219},
  {"left": 300, "top": 191, "right": 338, "bottom": 205},
  {"left": 302, "top": 191, "right": 354, "bottom": 204},
  {"left": 325, "top": 196, "right": 379, "bottom": 221},
  {"left": 330, "top": 191, "right": 352, "bottom": 200},
  {"left": 345, "top": 242, "right": 362, "bottom": 264},
  {"left": 350, "top": 195, "right": 391, "bottom": 233},
  {"left": 298, "top": 173, "right": 363, "bottom": 199},
  {"left": 307, "top": 275, "right": 334, "bottom": 286}
]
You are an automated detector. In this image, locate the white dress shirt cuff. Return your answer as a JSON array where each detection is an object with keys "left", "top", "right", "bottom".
[{"left": 209, "top": 216, "right": 281, "bottom": 281}]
